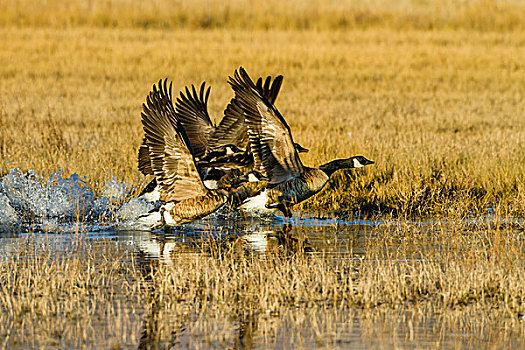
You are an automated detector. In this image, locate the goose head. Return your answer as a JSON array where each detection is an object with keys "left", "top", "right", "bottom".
[
  {"left": 319, "top": 155, "right": 374, "bottom": 177},
  {"left": 294, "top": 143, "right": 309, "bottom": 153}
]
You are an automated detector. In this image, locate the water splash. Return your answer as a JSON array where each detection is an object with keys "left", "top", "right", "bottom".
[
  {"left": 0, "top": 169, "right": 95, "bottom": 222},
  {"left": 101, "top": 177, "right": 129, "bottom": 203},
  {"left": 0, "top": 192, "right": 18, "bottom": 227},
  {"left": 0, "top": 169, "right": 150, "bottom": 231}
]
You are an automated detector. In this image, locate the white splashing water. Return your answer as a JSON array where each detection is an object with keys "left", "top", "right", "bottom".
[
  {"left": 0, "top": 169, "right": 96, "bottom": 223},
  {"left": 117, "top": 198, "right": 154, "bottom": 221},
  {"left": 0, "top": 169, "right": 152, "bottom": 230},
  {"left": 101, "top": 177, "right": 129, "bottom": 203},
  {"left": 0, "top": 193, "right": 18, "bottom": 226}
]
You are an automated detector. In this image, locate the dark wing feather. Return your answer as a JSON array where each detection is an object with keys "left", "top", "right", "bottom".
[
  {"left": 256, "top": 75, "right": 283, "bottom": 104},
  {"left": 210, "top": 97, "right": 249, "bottom": 149},
  {"left": 211, "top": 74, "right": 284, "bottom": 149},
  {"left": 228, "top": 68, "right": 304, "bottom": 185},
  {"left": 137, "top": 137, "right": 154, "bottom": 175},
  {"left": 175, "top": 82, "right": 215, "bottom": 158},
  {"left": 141, "top": 79, "right": 207, "bottom": 202}
]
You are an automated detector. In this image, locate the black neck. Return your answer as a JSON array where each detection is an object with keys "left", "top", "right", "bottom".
[{"left": 319, "top": 158, "right": 355, "bottom": 177}]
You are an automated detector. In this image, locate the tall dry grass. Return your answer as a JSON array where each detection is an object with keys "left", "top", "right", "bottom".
[
  {"left": 1, "top": 26, "right": 523, "bottom": 216},
  {"left": 0, "top": 219, "right": 523, "bottom": 347},
  {"left": 0, "top": 0, "right": 524, "bottom": 31},
  {"left": 0, "top": 243, "right": 145, "bottom": 348},
  {"left": 1, "top": 4, "right": 524, "bottom": 347}
]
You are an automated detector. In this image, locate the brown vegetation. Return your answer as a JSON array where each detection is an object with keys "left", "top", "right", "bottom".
[
  {"left": 1, "top": 24, "right": 524, "bottom": 216},
  {"left": 0, "top": 3, "right": 524, "bottom": 346},
  {"left": 1, "top": 0, "right": 524, "bottom": 31},
  {"left": 0, "top": 219, "right": 523, "bottom": 348}
]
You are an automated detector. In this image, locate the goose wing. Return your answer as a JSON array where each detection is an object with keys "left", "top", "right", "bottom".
[
  {"left": 256, "top": 75, "right": 283, "bottom": 105},
  {"left": 210, "top": 97, "right": 248, "bottom": 149},
  {"left": 141, "top": 79, "right": 208, "bottom": 202},
  {"left": 175, "top": 82, "right": 214, "bottom": 159},
  {"left": 137, "top": 137, "right": 154, "bottom": 175},
  {"left": 228, "top": 68, "right": 304, "bottom": 185},
  {"left": 210, "top": 74, "right": 284, "bottom": 150}
]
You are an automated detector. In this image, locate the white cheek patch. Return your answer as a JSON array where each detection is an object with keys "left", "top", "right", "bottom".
[
  {"left": 226, "top": 147, "right": 234, "bottom": 155},
  {"left": 353, "top": 158, "right": 364, "bottom": 168},
  {"left": 204, "top": 180, "right": 218, "bottom": 189},
  {"left": 143, "top": 186, "right": 160, "bottom": 203},
  {"left": 248, "top": 173, "right": 259, "bottom": 182}
]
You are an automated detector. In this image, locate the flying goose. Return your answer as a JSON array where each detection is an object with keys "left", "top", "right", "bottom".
[
  {"left": 229, "top": 67, "right": 374, "bottom": 217},
  {"left": 175, "top": 76, "right": 309, "bottom": 175},
  {"left": 137, "top": 74, "right": 306, "bottom": 202},
  {"left": 176, "top": 75, "right": 283, "bottom": 158},
  {"left": 139, "top": 79, "right": 258, "bottom": 227},
  {"left": 137, "top": 75, "right": 298, "bottom": 175}
]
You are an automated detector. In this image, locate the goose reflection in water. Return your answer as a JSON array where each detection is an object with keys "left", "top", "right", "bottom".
[{"left": 131, "top": 222, "right": 313, "bottom": 263}]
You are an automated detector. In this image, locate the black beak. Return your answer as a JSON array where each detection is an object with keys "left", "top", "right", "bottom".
[{"left": 294, "top": 143, "right": 309, "bottom": 153}]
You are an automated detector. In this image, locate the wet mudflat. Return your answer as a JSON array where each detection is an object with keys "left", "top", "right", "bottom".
[{"left": 0, "top": 213, "right": 523, "bottom": 349}]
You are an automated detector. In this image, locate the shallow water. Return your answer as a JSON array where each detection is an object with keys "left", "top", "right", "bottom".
[
  {"left": 0, "top": 170, "right": 524, "bottom": 348},
  {"left": 1, "top": 219, "right": 523, "bottom": 349}
]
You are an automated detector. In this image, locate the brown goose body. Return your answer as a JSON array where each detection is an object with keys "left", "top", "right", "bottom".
[
  {"left": 162, "top": 191, "right": 228, "bottom": 225},
  {"left": 266, "top": 168, "right": 329, "bottom": 210},
  {"left": 139, "top": 79, "right": 253, "bottom": 228},
  {"left": 228, "top": 180, "right": 269, "bottom": 208}
]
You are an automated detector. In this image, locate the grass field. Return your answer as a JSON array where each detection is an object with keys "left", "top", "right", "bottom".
[
  {"left": 1, "top": 0, "right": 525, "bottom": 31},
  {"left": 1, "top": 22, "right": 524, "bottom": 217}
]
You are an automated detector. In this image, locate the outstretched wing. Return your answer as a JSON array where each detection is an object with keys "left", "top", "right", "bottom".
[
  {"left": 210, "top": 97, "right": 249, "bottom": 149},
  {"left": 175, "top": 82, "right": 215, "bottom": 159},
  {"left": 228, "top": 68, "right": 304, "bottom": 185},
  {"left": 137, "top": 137, "right": 154, "bottom": 175},
  {"left": 256, "top": 75, "right": 283, "bottom": 105},
  {"left": 141, "top": 79, "right": 208, "bottom": 202},
  {"left": 211, "top": 74, "right": 284, "bottom": 150}
]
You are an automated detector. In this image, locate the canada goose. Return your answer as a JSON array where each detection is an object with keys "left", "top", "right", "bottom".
[
  {"left": 137, "top": 74, "right": 296, "bottom": 176},
  {"left": 176, "top": 75, "right": 284, "bottom": 158},
  {"left": 229, "top": 67, "right": 374, "bottom": 217},
  {"left": 140, "top": 79, "right": 256, "bottom": 228},
  {"left": 137, "top": 74, "right": 306, "bottom": 203},
  {"left": 175, "top": 77, "right": 310, "bottom": 175}
]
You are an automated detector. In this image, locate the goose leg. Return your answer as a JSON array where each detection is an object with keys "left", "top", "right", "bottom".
[
  {"left": 277, "top": 203, "right": 292, "bottom": 218},
  {"left": 150, "top": 206, "right": 166, "bottom": 231}
]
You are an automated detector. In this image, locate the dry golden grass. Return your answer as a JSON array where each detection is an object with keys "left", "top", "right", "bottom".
[
  {"left": 0, "top": 219, "right": 523, "bottom": 348},
  {"left": 1, "top": 0, "right": 525, "bottom": 31},
  {"left": 1, "top": 24, "right": 524, "bottom": 216},
  {"left": 0, "top": 243, "right": 145, "bottom": 348}
]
